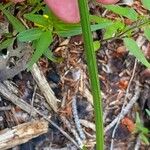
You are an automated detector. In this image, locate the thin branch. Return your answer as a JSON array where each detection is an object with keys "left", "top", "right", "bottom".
[
  {"left": 31, "top": 63, "right": 58, "bottom": 112},
  {"left": 72, "top": 96, "right": 86, "bottom": 141},
  {"left": 0, "top": 119, "right": 48, "bottom": 150},
  {"left": 105, "top": 82, "right": 141, "bottom": 133},
  {"left": 0, "top": 82, "right": 79, "bottom": 148},
  {"left": 110, "top": 60, "right": 137, "bottom": 150}
]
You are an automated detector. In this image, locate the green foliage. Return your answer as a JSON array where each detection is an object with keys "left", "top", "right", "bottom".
[
  {"left": 90, "top": 15, "right": 125, "bottom": 39},
  {"left": 44, "top": 49, "right": 62, "bottom": 63},
  {"left": 27, "top": 31, "right": 52, "bottom": 70},
  {"left": 1, "top": 0, "right": 150, "bottom": 149},
  {"left": 135, "top": 112, "right": 150, "bottom": 145},
  {"left": 17, "top": 28, "right": 43, "bottom": 42},
  {"left": 144, "top": 27, "right": 150, "bottom": 41},
  {"left": 0, "top": 7, "right": 26, "bottom": 32},
  {"left": 78, "top": 0, "right": 104, "bottom": 149},
  {"left": 24, "top": 13, "right": 51, "bottom": 28},
  {"left": 104, "top": 5, "right": 138, "bottom": 21},
  {"left": 57, "top": 22, "right": 112, "bottom": 37},
  {"left": 141, "top": 0, "right": 150, "bottom": 11},
  {"left": 145, "top": 109, "right": 150, "bottom": 116},
  {"left": 0, "top": 38, "right": 14, "bottom": 51},
  {"left": 124, "top": 38, "right": 150, "bottom": 68},
  {"left": 93, "top": 41, "right": 100, "bottom": 51}
]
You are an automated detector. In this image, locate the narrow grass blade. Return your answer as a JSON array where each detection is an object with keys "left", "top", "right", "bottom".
[
  {"left": 124, "top": 38, "right": 150, "bottom": 68},
  {"left": 0, "top": 8, "right": 26, "bottom": 32},
  {"left": 105, "top": 5, "right": 138, "bottom": 21},
  {"left": 27, "top": 31, "right": 52, "bottom": 70},
  {"left": 17, "top": 28, "right": 43, "bottom": 42},
  {"left": 57, "top": 23, "right": 112, "bottom": 37},
  {"left": 78, "top": 0, "right": 104, "bottom": 149}
]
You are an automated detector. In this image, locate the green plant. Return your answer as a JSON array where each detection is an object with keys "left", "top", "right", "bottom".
[
  {"left": 145, "top": 109, "right": 150, "bottom": 116},
  {"left": 1, "top": 1, "right": 150, "bottom": 149},
  {"left": 78, "top": 0, "right": 104, "bottom": 149},
  {"left": 0, "top": 3, "right": 112, "bottom": 69},
  {"left": 134, "top": 112, "right": 150, "bottom": 145}
]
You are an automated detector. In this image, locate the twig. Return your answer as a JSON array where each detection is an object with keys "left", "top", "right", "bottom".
[
  {"left": 0, "top": 82, "right": 37, "bottom": 116},
  {"left": 72, "top": 96, "right": 86, "bottom": 141},
  {"left": 31, "top": 63, "right": 58, "bottom": 112},
  {"left": 79, "top": 119, "right": 95, "bottom": 132},
  {"left": 110, "top": 60, "right": 137, "bottom": 150},
  {"left": 61, "top": 116, "right": 83, "bottom": 148},
  {"left": 134, "top": 135, "right": 141, "bottom": 150},
  {"left": 0, "top": 106, "right": 11, "bottom": 111},
  {"left": 30, "top": 85, "right": 37, "bottom": 117},
  {"left": 105, "top": 82, "right": 141, "bottom": 133},
  {"left": 0, "top": 119, "right": 48, "bottom": 150},
  {"left": 0, "top": 82, "right": 79, "bottom": 148}
]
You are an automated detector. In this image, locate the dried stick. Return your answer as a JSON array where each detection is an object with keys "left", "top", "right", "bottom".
[
  {"left": 79, "top": 119, "right": 95, "bottom": 132},
  {"left": 134, "top": 135, "right": 141, "bottom": 150},
  {"left": 0, "top": 82, "right": 79, "bottom": 148},
  {"left": 72, "top": 96, "right": 86, "bottom": 140},
  {"left": 0, "top": 82, "right": 37, "bottom": 116},
  {"left": 0, "top": 119, "right": 48, "bottom": 150},
  {"left": 31, "top": 64, "right": 58, "bottom": 112},
  {"left": 105, "top": 82, "right": 141, "bottom": 133},
  {"left": 61, "top": 116, "right": 83, "bottom": 148},
  {"left": 110, "top": 60, "right": 137, "bottom": 150}
]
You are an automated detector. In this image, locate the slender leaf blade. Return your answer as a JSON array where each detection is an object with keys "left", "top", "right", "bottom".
[
  {"left": 141, "top": 0, "right": 150, "bottom": 11},
  {"left": 27, "top": 31, "right": 52, "bottom": 70},
  {"left": 105, "top": 5, "right": 138, "bottom": 21},
  {"left": 144, "top": 27, "right": 150, "bottom": 41},
  {"left": 0, "top": 38, "right": 13, "bottom": 50},
  {"left": 17, "top": 28, "right": 43, "bottom": 42},
  {"left": 78, "top": 0, "right": 104, "bottom": 149},
  {"left": 57, "top": 22, "right": 112, "bottom": 37},
  {"left": 24, "top": 13, "right": 50, "bottom": 27},
  {"left": 145, "top": 109, "right": 150, "bottom": 116},
  {"left": 44, "top": 49, "right": 62, "bottom": 62},
  {"left": 1, "top": 9, "right": 26, "bottom": 32},
  {"left": 124, "top": 38, "right": 150, "bottom": 68}
]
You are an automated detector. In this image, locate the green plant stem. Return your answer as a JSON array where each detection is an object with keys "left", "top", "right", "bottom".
[{"left": 78, "top": 0, "right": 104, "bottom": 150}]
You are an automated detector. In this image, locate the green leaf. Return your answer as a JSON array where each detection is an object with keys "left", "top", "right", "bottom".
[
  {"left": 144, "top": 27, "right": 150, "bottom": 41},
  {"left": 139, "top": 134, "right": 150, "bottom": 145},
  {"left": 90, "top": 15, "right": 112, "bottom": 23},
  {"left": 57, "top": 22, "right": 112, "bottom": 37},
  {"left": 135, "top": 112, "right": 141, "bottom": 125},
  {"left": 44, "top": 49, "right": 63, "bottom": 62},
  {"left": 24, "top": 13, "right": 50, "bottom": 27},
  {"left": 0, "top": 8, "right": 26, "bottom": 32},
  {"left": 105, "top": 5, "right": 138, "bottom": 21},
  {"left": 93, "top": 41, "right": 100, "bottom": 51},
  {"left": 17, "top": 28, "right": 43, "bottom": 42},
  {"left": 145, "top": 109, "right": 150, "bottom": 116},
  {"left": 124, "top": 38, "right": 150, "bottom": 68},
  {"left": 135, "top": 112, "right": 149, "bottom": 134},
  {"left": 90, "top": 15, "right": 125, "bottom": 39},
  {"left": 104, "top": 20, "right": 125, "bottom": 39},
  {"left": 27, "top": 31, "right": 52, "bottom": 70},
  {"left": 0, "top": 38, "right": 13, "bottom": 51},
  {"left": 141, "top": 0, "right": 150, "bottom": 11}
]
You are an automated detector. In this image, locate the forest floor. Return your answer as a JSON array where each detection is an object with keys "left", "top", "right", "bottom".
[{"left": 0, "top": 0, "right": 150, "bottom": 150}]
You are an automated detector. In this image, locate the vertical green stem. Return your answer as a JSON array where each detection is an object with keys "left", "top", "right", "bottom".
[{"left": 78, "top": 0, "right": 104, "bottom": 149}]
